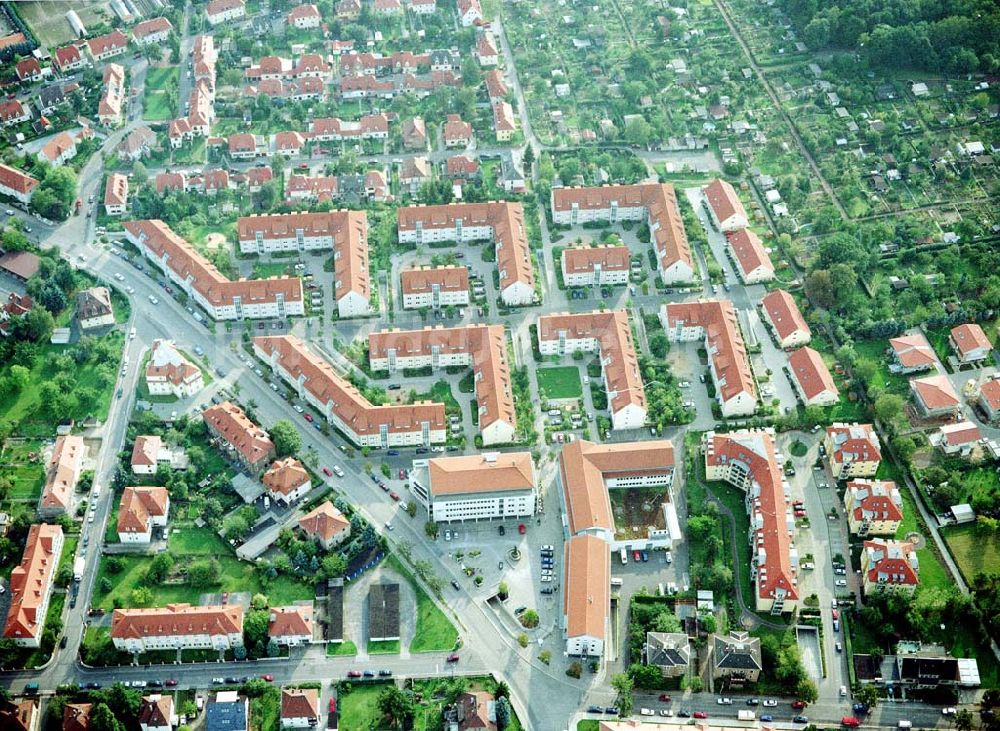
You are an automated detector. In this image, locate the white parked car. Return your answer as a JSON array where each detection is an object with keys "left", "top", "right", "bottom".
[
  {"left": 836, "top": 579, "right": 848, "bottom": 587},
  {"left": 763, "top": 700, "right": 778, "bottom": 708},
  {"left": 640, "top": 709, "right": 654, "bottom": 717},
  {"left": 293, "top": 405, "right": 304, "bottom": 413}
]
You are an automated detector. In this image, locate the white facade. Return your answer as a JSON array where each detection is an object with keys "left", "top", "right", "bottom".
[
  {"left": 481, "top": 418, "right": 517, "bottom": 446},
  {"left": 207, "top": 3, "right": 245, "bottom": 25},
  {"left": 402, "top": 286, "right": 469, "bottom": 310},
  {"left": 499, "top": 279, "right": 534, "bottom": 307},
  {"left": 113, "top": 627, "right": 242, "bottom": 653},
  {"left": 336, "top": 290, "right": 370, "bottom": 319},
  {"left": 408, "top": 459, "right": 536, "bottom": 523},
  {"left": 565, "top": 632, "right": 604, "bottom": 658},
  {"left": 709, "top": 207, "right": 748, "bottom": 233},
  {"left": 561, "top": 260, "right": 629, "bottom": 287},
  {"left": 239, "top": 230, "right": 334, "bottom": 255}
]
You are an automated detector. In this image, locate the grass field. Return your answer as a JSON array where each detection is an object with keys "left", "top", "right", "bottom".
[
  {"left": 386, "top": 555, "right": 458, "bottom": 653},
  {"left": 337, "top": 684, "right": 389, "bottom": 731},
  {"left": 367, "top": 639, "right": 400, "bottom": 655},
  {"left": 407, "top": 379, "right": 460, "bottom": 416},
  {"left": 16, "top": 1, "right": 105, "bottom": 47},
  {"left": 536, "top": 366, "right": 583, "bottom": 400},
  {"left": 250, "top": 687, "right": 281, "bottom": 731},
  {"left": 92, "top": 526, "right": 313, "bottom": 610},
  {"left": 326, "top": 640, "right": 358, "bottom": 656},
  {"left": 943, "top": 523, "right": 1000, "bottom": 584},
  {"left": 140, "top": 64, "right": 177, "bottom": 122},
  {"left": 854, "top": 339, "right": 910, "bottom": 397}
]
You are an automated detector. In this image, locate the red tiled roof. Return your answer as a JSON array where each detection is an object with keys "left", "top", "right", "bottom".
[
  {"left": 112, "top": 603, "right": 243, "bottom": 640},
  {"left": 131, "top": 435, "right": 162, "bottom": 469},
  {"left": 726, "top": 229, "right": 772, "bottom": 279},
  {"left": 268, "top": 605, "right": 313, "bottom": 638},
  {"left": 563, "top": 534, "right": 609, "bottom": 640},
  {"left": 827, "top": 423, "right": 881, "bottom": 465},
  {"left": 950, "top": 323, "right": 991, "bottom": 359},
  {"left": 561, "top": 245, "right": 631, "bottom": 275},
  {"left": 863, "top": 539, "right": 919, "bottom": 587},
  {"left": 117, "top": 486, "right": 169, "bottom": 535},
  {"left": 846, "top": 479, "right": 903, "bottom": 524},
  {"left": 911, "top": 374, "right": 960, "bottom": 411},
  {"left": 761, "top": 289, "right": 810, "bottom": 343},
  {"left": 262, "top": 457, "right": 310, "bottom": 496},
  {"left": 3, "top": 524, "right": 62, "bottom": 642},
  {"left": 787, "top": 346, "right": 838, "bottom": 402},
  {"left": 703, "top": 178, "right": 746, "bottom": 226},
  {"left": 399, "top": 266, "right": 469, "bottom": 295},
  {"left": 132, "top": 16, "right": 173, "bottom": 40},
  {"left": 980, "top": 379, "right": 1000, "bottom": 411},
  {"left": 203, "top": 401, "right": 274, "bottom": 465},
  {"left": 0, "top": 164, "right": 38, "bottom": 196},
  {"left": 281, "top": 688, "right": 319, "bottom": 722},
  {"left": 298, "top": 500, "right": 350, "bottom": 542},
  {"left": 889, "top": 333, "right": 936, "bottom": 369}
]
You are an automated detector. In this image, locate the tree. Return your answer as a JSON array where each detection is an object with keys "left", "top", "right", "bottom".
[
  {"left": 611, "top": 673, "right": 634, "bottom": 717},
  {"left": 270, "top": 420, "right": 301, "bottom": 457},
  {"left": 653, "top": 608, "right": 681, "bottom": 633},
  {"left": 495, "top": 696, "right": 512, "bottom": 730},
  {"left": 147, "top": 552, "right": 175, "bottom": 583},
  {"left": 89, "top": 703, "right": 123, "bottom": 731},
  {"left": 188, "top": 559, "right": 221, "bottom": 587},
  {"left": 628, "top": 662, "right": 663, "bottom": 689},
  {"left": 874, "top": 393, "right": 905, "bottom": 428},
  {"left": 321, "top": 554, "right": 346, "bottom": 578},
  {"left": 8, "top": 365, "right": 29, "bottom": 391},
  {"left": 377, "top": 685, "right": 415, "bottom": 729},
  {"left": 519, "top": 609, "right": 539, "bottom": 628},
  {"left": 855, "top": 683, "right": 880, "bottom": 710},
  {"left": 243, "top": 609, "right": 270, "bottom": 654},
  {"left": 267, "top": 638, "right": 280, "bottom": 657},
  {"left": 32, "top": 167, "right": 78, "bottom": 221},
  {"left": 955, "top": 709, "right": 974, "bottom": 731}
]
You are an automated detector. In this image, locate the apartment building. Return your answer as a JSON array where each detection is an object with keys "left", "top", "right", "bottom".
[
  {"left": 104, "top": 173, "right": 128, "bottom": 216},
  {"left": 537, "top": 310, "right": 647, "bottom": 430},
  {"left": 845, "top": 479, "right": 903, "bottom": 536},
  {"left": 145, "top": 339, "right": 204, "bottom": 398},
  {"left": 560, "top": 245, "right": 631, "bottom": 287},
  {"left": 825, "top": 423, "right": 881, "bottom": 479},
  {"left": 725, "top": 229, "right": 774, "bottom": 284},
  {"left": 3, "top": 524, "right": 63, "bottom": 647},
  {"left": 704, "top": 429, "right": 799, "bottom": 615},
  {"left": 563, "top": 534, "right": 610, "bottom": 657},
  {"left": 111, "top": 604, "right": 244, "bottom": 653},
  {"left": 399, "top": 266, "right": 469, "bottom": 310},
  {"left": 786, "top": 346, "right": 839, "bottom": 407},
  {"left": 117, "top": 486, "right": 170, "bottom": 544},
  {"left": 0, "top": 164, "right": 38, "bottom": 205},
  {"left": 203, "top": 401, "right": 275, "bottom": 475},
  {"left": 254, "top": 335, "right": 446, "bottom": 448},
  {"left": 123, "top": 220, "right": 304, "bottom": 321},
  {"left": 760, "top": 289, "right": 811, "bottom": 348},
  {"left": 397, "top": 202, "right": 535, "bottom": 306},
  {"left": 661, "top": 300, "right": 757, "bottom": 417},
  {"left": 39, "top": 435, "right": 85, "bottom": 517},
  {"left": 551, "top": 184, "right": 694, "bottom": 285},
  {"left": 263, "top": 457, "right": 312, "bottom": 504},
  {"left": 861, "top": 539, "right": 920, "bottom": 596},
  {"left": 409, "top": 452, "right": 535, "bottom": 522},
  {"left": 206, "top": 0, "right": 246, "bottom": 25},
  {"left": 702, "top": 178, "right": 748, "bottom": 232}
]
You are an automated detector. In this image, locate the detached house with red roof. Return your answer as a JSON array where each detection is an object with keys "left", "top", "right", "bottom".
[
  {"left": 203, "top": 401, "right": 275, "bottom": 474},
  {"left": 287, "top": 3, "right": 321, "bottom": 28},
  {"left": 787, "top": 346, "right": 839, "bottom": 407},
  {"left": 206, "top": 0, "right": 246, "bottom": 25},
  {"left": 492, "top": 101, "right": 516, "bottom": 141},
  {"left": 845, "top": 479, "right": 903, "bottom": 536},
  {"left": 402, "top": 116, "right": 427, "bottom": 150},
  {"left": 0, "top": 164, "right": 38, "bottom": 204},
  {"left": 950, "top": 323, "right": 992, "bottom": 364},
  {"left": 132, "top": 17, "right": 173, "bottom": 46},
  {"left": 38, "top": 131, "right": 77, "bottom": 167},
  {"left": 861, "top": 539, "right": 919, "bottom": 596},
  {"left": 761, "top": 289, "right": 810, "bottom": 348},
  {"left": 457, "top": 0, "right": 483, "bottom": 26},
  {"left": 298, "top": 500, "right": 351, "bottom": 550},
  {"left": 932, "top": 421, "right": 982, "bottom": 457},
  {"left": 263, "top": 457, "right": 312, "bottom": 504},
  {"left": 15, "top": 58, "right": 43, "bottom": 84},
  {"left": 280, "top": 688, "right": 320, "bottom": 728},
  {"left": 146, "top": 339, "right": 204, "bottom": 398},
  {"left": 0, "top": 99, "right": 29, "bottom": 127},
  {"left": 443, "top": 114, "right": 472, "bottom": 148},
  {"left": 2, "top": 524, "right": 63, "bottom": 647},
  {"left": 104, "top": 172, "right": 128, "bottom": 215},
  {"left": 53, "top": 44, "right": 85, "bottom": 73},
  {"left": 978, "top": 379, "right": 1000, "bottom": 422},
  {"left": 111, "top": 603, "right": 244, "bottom": 653},
  {"left": 268, "top": 605, "right": 313, "bottom": 646},
  {"left": 910, "top": 374, "right": 961, "bottom": 418},
  {"left": 117, "top": 486, "right": 170, "bottom": 544},
  {"left": 704, "top": 429, "right": 799, "bottom": 615},
  {"left": 39, "top": 435, "right": 85, "bottom": 517},
  {"left": 476, "top": 31, "right": 499, "bottom": 66},
  {"left": 86, "top": 30, "right": 129, "bottom": 62},
  {"left": 131, "top": 435, "right": 176, "bottom": 475},
  {"left": 139, "top": 694, "right": 177, "bottom": 731},
  {"left": 702, "top": 178, "right": 749, "bottom": 232},
  {"left": 889, "top": 332, "right": 936, "bottom": 374},
  {"left": 825, "top": 423, "right": 881, "bottom": 479}
]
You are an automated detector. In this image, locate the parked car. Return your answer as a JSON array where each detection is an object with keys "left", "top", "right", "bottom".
[
  {"left": 694, "top": 712, "right": 708, "bottom": 719},
  {"left": 792, "top": 701, "right": 808, "bottom": 710},
  {"left": 793, "top": 716, "right": 809, "bottom": 724},
  {"left": 658, "top": 695, "right": 672, "bottom": 703},
  {"left": 346, "top": 670, "right": 362, "bottom": 678},
  {"left": 842, "top": 718, "right": 861, "bottom": 727},
  {"left": 446, "top": 653, "right": 460, "bottom": 663}
]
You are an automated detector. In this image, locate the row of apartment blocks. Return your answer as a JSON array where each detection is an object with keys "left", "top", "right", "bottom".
[
  {"left": 702, "top": 178, "right": 777, "bottom": 285},
  {"left": 550, "top": 184, "right": 694, "bottom": 285},
  {"left": 167, "top": 35, "right": 217, "bottom": 148},
  {"left": 253, "top": 335, "right": 447, "bottom": 449},
  {"left": 123, "top": 220, "right": 305, "bottom": 321},
  {"left": 2, "top": 524, "right": 63, "bottom": 647}
]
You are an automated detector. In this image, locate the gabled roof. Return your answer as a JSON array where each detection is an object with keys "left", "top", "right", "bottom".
[
  {"left": 268, "top": 605, "right": 313, "bottom": 637},
  {"left": 761, "top": 289, "right": 810, "bottom": 342},
  {"left": 63, "top": 703, "right": 92, "bottom": 731},
  {"left": 0, "top": 699, "right": 37, "bottom": 731},
  {"left": 561, "top": 245, "right": 631, "bottom": 274},
  {"left": 131, "top": 434, "right": 162, "bottom": 469},
  {"left": 980, "top": 379, "right": 1000, "bottom": 411},
  {"left": 86, "top": 30, "right": 128, "bottom": 57},
  {"left": 112, "top": 603, "right": 244, "bottom": 640},
  {"left": 117, "top": 486, "right": 169, "bottom": 534},
  {"left": 399, "top": 265, "right": 468, "bottom": 295},
  {"left": 846, "top": 479, "right": 903, "bottom": 524},
  {"left": 702, "top": 178, "right": 747, "bottom": 225},
  {"left": 203, "top": 401, "right": 274, "bottom": 465},
  {"left": 281, "top": 688, "right": 319, "bottom": 721},
  {"left": 787, "top": 346, "right": 839, "bottom": 402},
  {"left": 890, "top": 333, "right": 936, "bottom": 369},
  {"left": 41, "top": 435, "right": 85, "bottom": 511},
  {"left": 132, "top": 16, "right": 173, "bottom": 40},
  {"left": 139, "top": 695, "right": 174, "bottom": 727},
  {"left": 938, "top": 421, "right": 982, "bottom": 447},
  {"left": 864, "top": 539, "right": 919, "bottom": 586},
  {"left": 3, "top": 524, "right": 62, "bottom": 642},
  {"left": 827, "top": 423, "right": 881, "bottom": 465},
  {"left": 726, "top": 229, "right": 773, "bottom": 278},
  {"left": 563, "top": 534, "right": 609, "bottom": 639}
]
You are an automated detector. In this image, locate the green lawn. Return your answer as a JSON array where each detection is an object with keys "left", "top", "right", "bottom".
[
  {"left": 367, "top": 639, "right": 400, "bottom": 655},
  {"left": 253, "top": 261, "right": 294, "bottom": 279},
  {"left": 250, "top": 686, "right": 281, "bottom": 731},
  {"left": 92, "top": 526, "right": 313, "bottom": 610},
  {"left": 407, "top": 380, "right": 461, "bottom": 416},
  {"left": 386, "top": 555, "right": 458, "bottom": 653},
  {"left": 577, "top": 722, "right": 600, "bottom": 731},
  {"left": 854, "top": 339, "right": 910, "bottom": 397},
  {"left": 326, "top": 640, "right": 358, "bottom": 656},
  {"left": 536, "top": 366, "right": 583, "bottom": 400},
  {"left": 337, "top": 684, "right": 389, "bottom": 731},
  {"left": 142, "top": 67, "right": 178, "bottom": 122},
  {"left": 942, "top": 523, "right": 1000, "bottom": 585}
]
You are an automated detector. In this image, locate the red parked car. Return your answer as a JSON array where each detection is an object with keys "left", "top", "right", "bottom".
[
  {"left": 633, "top": 550, "right": 641, "bottom": 562},
  {"left": 260, "top": 674, "right": 273, "bottom": 682},
  {"left": 322, "top": 467, "right": 333, "bottom": 477},
  {"left": 329, "top": 698, "right": 337, "bottom": 713},
  {"left": 304, "top": 413, "right": 314, "bottom": 422},
  {"left": 694, "top": 712, "right": 708, "bottom": 719},
  {"left": 398, "top": 469, "right": 407, "bottom": 480},
  {"left": 658, "top": 694, "right": 672, "bottom": 702},
  {"left": 832, "top": 609, "right": 839, "bottom": 620},
  {"left": 792, "top": 701, "right": 808, "bottom": 710},
  {"left": 347, "top": 670, "right": 362, "bottom": 678},
  {"left": 518, "top": 524, "right": 526, "bottom": 534},
  {"left": 389, "top": 491, "right": 401, "bottom": 502},
  {"left": 446, "top": 653, "right": 460, "bottom": 663},
  {"left": 842, "top": 718, "right": 861, "bottom": 727},
  {"left": 165, "top": 679, "right": 178, "bottom": 686}
]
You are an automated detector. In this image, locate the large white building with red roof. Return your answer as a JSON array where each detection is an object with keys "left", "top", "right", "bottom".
[
  {"left": 702, "top": 178, "right": 748, "bottom": 232},
  {"left": 861, "top": 539, "right": 919, "bottom": 596},
  {"left": 39, "top": 435, "right": 85, "bottom": 517},
  {"left": 206, "top": 0, "right": 246, "bottom": 25},
  {"left": 368, "top": 325, "right": 515, "bottom": 445},
  {"left": 662, "top": 300, "right": 757, "bottom": 417},
  {"left": 268, "top": 605, "right": 313, "bottom": 646},
  {"left": 203, "top": 401, "right": 275, "bottom": 474},
  {"left": 979, "top": 379, "right": 1000, "bottom": 422},
  {"left": 262, "top": 457, "right": 312, "bottom": 504},
  {"left": 117, "top": 486, "right": 170, "bottom": 544},
  {"left": 845, "top": 479, "right": 903, "bottom": 536},
  {"left": 397, "top": 202, "right": 535, "bottom": 306},
  {"left": 111, "top": 603, "right": 244, "bottom": 653},
  {"left": 563, "top": 533, "right": 609, "bottom": 657},
  {"left": 538, "top": 310, "right": 647, "bottom": 430},
  {"left": 704, "top": 429, "right": 799, "bottom": 614},
  {"left": 409, "top": 452, "right": 536, "bottom": 523},
  {"left": 254, "top": 335, "right": 446, "bottom": 448},
  {"left": 123, "top": 220, "right": 304, "bottom": 321},
  {"left": 910, "top": 374, "right": 961, "bottom": 418},
  {"left": 760, "top": 289, "right": 810, "bottom": 349},
  {"left": 237, "top": 212, "right": 370, "bottom": 318},
  {"left": 145, "top": 339, "right": 204, "bottom": 398},
  {"left": 399, "top": 266, "right": 469, "bottom": 310},
  {"left": 287, "top": 3, "right": 321, "bottom": 28},
  {"left": 561, "top": 245, "right": 630, "bottom": 287},
  {"left": 551, "top": 184, "right": 694, "bottom": 285},
  {"left": 825, "top": 423, "right": 881, "bottom": 479},
  {"left": 0, "top": 163, "right": 38, "bottom": 204},
  {"left": 787, "top": 346, "right": 839, "bottom": 407},
  {"left": 3, "top": 524, "right": 63, "bottom": 647}
]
